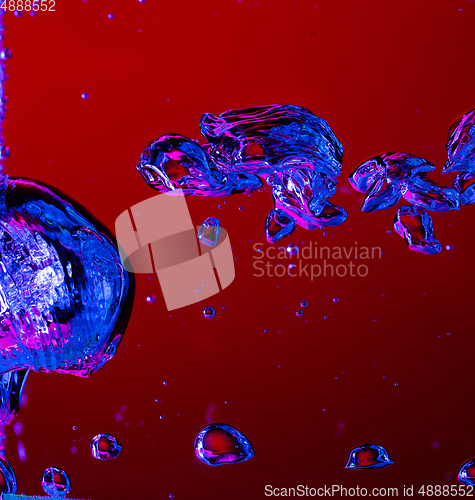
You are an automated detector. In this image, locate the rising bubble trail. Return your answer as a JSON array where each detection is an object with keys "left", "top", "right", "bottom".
[
  {"left": 136, "top": 104, "right": 347, "bottom": 244},
  {"left": 348, "top": 107, "right": 475, "bottom": 254}
]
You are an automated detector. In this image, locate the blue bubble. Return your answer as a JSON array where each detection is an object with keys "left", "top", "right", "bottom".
[
  {"left": 41, "top": 467, "right": 71, "bottom": 497},
  {"left": 194, "top": 423, "right": 254, "bottom": 466},
  {"left": 203, "top": 307, "right": 216, "bottom": 318}
]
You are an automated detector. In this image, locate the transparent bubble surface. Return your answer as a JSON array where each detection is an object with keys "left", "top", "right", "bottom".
[
  {"left": 393, "top": 205, "right": 441, "bottom": 255},
  {"left": 458, "top": 458, "right": 475, "bottom": 485},
  {"left": 41, "top": 467, "right": 71, "bottom": 497},
  {"left": 197, "top": 217, "right": 221, "bottom": 247},
  {"left": 203, "top": 307, "right": 216, "bottom": 318},
  {"left": 137, "top": 104, "right": 347, "bottom": 243},
  {"left": 194, "top": 423, "right": 254, "bottom": 466},
  {"left": 454, "top": 172, "right": 475, "bottom": 205},
  {"left": 345, "top": 443, "right": 394, "bottom": 470},
  {"left": 444, "top": 107, "right": 475, "bottom": 173},
  {"left": 0, "top": 49, "right": 11, "bottom": 61},
  {"left": 91, "top": 433, "right": 122, "bottom": 460},
  {"left": 0, "top": 457, "right": 17, "bottom": 495},
  {"left": 0, "top": 175, "right": 134, "bottom": 424}
]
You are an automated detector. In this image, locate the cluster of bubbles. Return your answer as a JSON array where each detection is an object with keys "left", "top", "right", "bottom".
[
  {"left": 0, "top": 433, "right": 122, "bottom": 496},
  {"left": 0, "top": 23, "right": 11, "bottom": 171},
  {"left": 136, "top": 104, "right": 348, "bottom": 245},
  {"left": 348, "top": 107, "right": 475, "bottom": 254},
  {"left": 138, "top": 103, "right": 475, "bottom": 255},
  {"left": 41, "top": 467, "right": 71, "bottom": 497},
  {"left": 1, "top": 425, "right": 475, "bottom": 492}
]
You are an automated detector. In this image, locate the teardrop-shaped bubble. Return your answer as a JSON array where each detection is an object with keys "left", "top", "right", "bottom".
[
  {"left": 0, "top": 457, "right": 17, "bottom": 495},
  {"left": 41, "top": 467, "right": 71, "bottom": 497},
  {"left": 197, "top": 217, "right": 221, "bottom": 247},
  {"left": 444, "top": 106, "right": 475, "bottom": 174},
  {"left": 91, "top": 433, "right": 122, "bottom": 460},
  {"left": 458, "top": 458, "right": 475, "bottom": 485},
  {"left": 194, "top": 423, "right": 254, "bottom": 466},
  {"left": 265, "top": 208, "right": 295, "bottom": 244},
  {"left": 344, "top": 443, "right": 394, "bottom": 470},
  {"left": 0, "top": 175, "right": 135, "bottom": 424},
  {"left": 137, "top": 104, "right": 346, "bottom": 241}
]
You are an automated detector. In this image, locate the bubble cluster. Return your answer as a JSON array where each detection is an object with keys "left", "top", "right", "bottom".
[
  {"left": 198, "top": 217, "right": 222, "bottom": 247},
  {"left": 136, "top": 104, "right": 347, "bottom": 244},
  {"left": 344, "top": 443, "right": 394, "bottom": 470}
]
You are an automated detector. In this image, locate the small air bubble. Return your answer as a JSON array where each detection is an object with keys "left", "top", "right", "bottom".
[{"left": 203, "top": 307, "right": 216, "bottom": 318}]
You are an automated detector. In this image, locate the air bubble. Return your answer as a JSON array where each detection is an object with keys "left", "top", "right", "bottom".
[
  {"left": 459, "top": 458, "right": 475, "bottom": 485},
  {"left": 91, "top": 433, "right": 122, "bottom": 460},
  {"left": 203, "top": 307, "right": 216, "bottom": 318},
  {"left": 41, "top": 467, "right": 71, "bottom": 497},
  {"left": 345, "top": 443, "right": 394, "bottom": 469},
  {"left": 194, "top": 423, "right": 254, "bottom": 466}
]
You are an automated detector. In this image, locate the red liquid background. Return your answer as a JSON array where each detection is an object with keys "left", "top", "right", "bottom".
[{"left": 3, "top": 1, "right": 475, "bottom": 498}]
